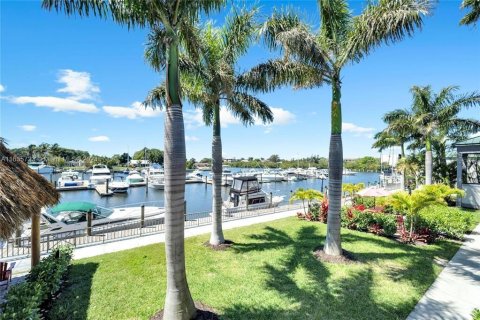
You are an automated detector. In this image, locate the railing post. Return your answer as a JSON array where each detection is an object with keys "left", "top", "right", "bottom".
[
  {"left": 15, "top": 228, "right": 22, "bottom": 247},
  {"left": 73, "top": 230, "right": 77, "bottom": 247},
  {"left": 184, "top": 200, "right": 187, "bottom": 222},
  {"left": 47, "top": 234, "right": 50, "bottom": 252},
  {"left": 141, "top": 205, "right": 145, "bottom": 228},
  {"left": 87, "top": 210, "right": 92, "bottom": 236}
]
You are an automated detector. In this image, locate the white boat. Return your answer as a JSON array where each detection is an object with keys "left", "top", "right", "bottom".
[
  {"left": 257, "top": 170, "right": 285, "bottom": 182},
  {"left": 108, "top": 179, "right": 129, "bottom": 193},
  {"left": 28, "top": 161, "right": 54, "bottom": 174},
  {"left": 343, "top": 169, "right": 357, "bottom": 176},
  {"left": 24, "top": 202, "right": 166, "bottom": 236},
  {"left": 223, "top": 176, "right": 284, "bottom": 214},
  {"left": 57, "top": 170, "right": 91, "bottom": 189},
  {"left": 186, "top": 169, "right": 204, "bottom": 182},
  {"left": 208, "top": 169, "right": 234, "bottom": 186},
  {"left": 147, "top": 168, "right": 165, "bottom": 190},
  {"left": 89, "top": 164, "right": 112, "bottom": 185},
  {"left": 126, "top": 172, "right": 146, "bottom": 187}
]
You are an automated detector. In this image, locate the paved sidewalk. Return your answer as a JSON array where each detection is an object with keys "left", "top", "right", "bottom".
[
  {"left": 407, "top": 224, "right": 480, "bottom": 320},
  {"left": 8, "top": 209, "right": 298, "bottom": 276}
]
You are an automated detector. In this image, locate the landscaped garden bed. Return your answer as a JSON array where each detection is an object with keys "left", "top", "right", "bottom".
[{"left": 45, "top": 216, "right": 478, "bottom": 320}]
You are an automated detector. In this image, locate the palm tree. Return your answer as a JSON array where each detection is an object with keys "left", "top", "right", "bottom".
[
  {"left": 42, "top": 1, "right": 224, "bottom": 319},
  {"left": 406, "top": 85, "right": 480, "bottom": 184},
  {"left": 145, "top": 9, "right": 273, "bottom": 246},
  {"left": 253, "top": 0, "right": 430, "bottom": 256},
  {"left": 460, "top": 0, "right": 480, "bottom": 25},
  {"left": 374, "top": 109, "right": 416, "bottom": 189},
  {"left": 27, "top": 144, "right": 36, "bottom": 160}
]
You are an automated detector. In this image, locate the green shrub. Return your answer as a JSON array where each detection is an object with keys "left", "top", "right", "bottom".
[
  {"left": 309, "top": 203, "right": 321, "bottom": 221},
  {"left": 353, "top": 196, "right": 375, "bottom": 208},
  {"left": 0, "top": 246, "right": 73, "bottom": 320},
  {"left": 472, "top": 308, "right": 480, "bottom": 320},
  {"left": 341, "top": 207, "right": 397, "bottom": 237},
  {"left": 419, "top": 205, "right": 474, "bottom": 239}
]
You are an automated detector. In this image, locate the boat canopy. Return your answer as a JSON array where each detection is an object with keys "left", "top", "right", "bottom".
[
  {"left": 50, "top": 201, "right": 96, "bottom": 214},
  {"left": 230, "top": 176, "right": 261, "bottom": 194}
]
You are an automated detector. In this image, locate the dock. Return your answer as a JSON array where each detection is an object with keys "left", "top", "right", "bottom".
[
  {"left": 56, "top": 185, "right": 93, "bottom": 192},
  {"left": 95, "top": 184, "right": 113, "bottom": 197}
]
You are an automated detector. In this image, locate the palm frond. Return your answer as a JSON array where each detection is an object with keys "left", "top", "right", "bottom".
[
  {"left": 222, "top": 7, "right": 258, "bottom": 64},
  {"left": 344, "top": 0, "right": 431, "bottom": 65},
  {"left": 144, "top": 25, "right": 170, "bottom": 71},
  {"left": 237, "top": 59, "right": 329, "bottom": 93},
  {"left": 229, "top": 92, "right": 274, "bottom": 125},
  {"left": 143, "top": 84, "right": 167, "bottom": 110},
  {"left": 262, "top": 9, "right": 302, "bottom": 51},
  {"left": 318, "top": 0, "right": 352, "bottom": 48},
  {"left": 460, "top": 0, "right": 480, "bottom": 25}
]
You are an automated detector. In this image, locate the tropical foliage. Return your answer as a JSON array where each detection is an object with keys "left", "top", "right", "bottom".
[
  {"left": 290, "top": 188, "right": 324, "bottom": 215},
  {"left": 460, "top": 0, "right": 480, "bottom": 25},
  {"left": 390, "top": 184, "right": 464, "bottom": 242}
]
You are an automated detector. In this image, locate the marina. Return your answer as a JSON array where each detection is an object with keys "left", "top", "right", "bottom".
[{"left": 40, "top": 169, "right": 383, "bottom": 214}]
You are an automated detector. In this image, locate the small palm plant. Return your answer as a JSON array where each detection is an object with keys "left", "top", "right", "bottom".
[
  {"left": 290, "top": 188, "right": 324, "bottom": 215},
  {"left": 390, "top": 184, "right": 464, "bottom": 242}
]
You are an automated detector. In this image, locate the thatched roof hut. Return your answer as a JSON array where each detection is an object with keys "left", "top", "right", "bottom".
[{"left": 0, "top": 141, "right": 59, "bottom": 239}]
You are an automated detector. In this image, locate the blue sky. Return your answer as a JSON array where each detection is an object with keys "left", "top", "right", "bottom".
[{"left": 1, "top": 1, "right": 479, "bottom": 160}]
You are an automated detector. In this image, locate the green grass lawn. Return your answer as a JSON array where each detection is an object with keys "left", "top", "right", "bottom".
[{"left": 49, "top": 217, "right": 466, "bottom": 320}]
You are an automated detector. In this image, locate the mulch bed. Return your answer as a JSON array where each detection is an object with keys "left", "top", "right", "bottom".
[
  {"left": 151, "top": 301, "right": 219, "bottom": 320},
  {"left": 203, "top": 240, "right": 234, "bottom": 251},
  {"left": 313, "top": 246, "right": 359, "bottom": 264}
]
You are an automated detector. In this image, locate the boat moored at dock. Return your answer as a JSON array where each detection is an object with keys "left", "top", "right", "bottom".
[
  {"left": 89, "top": 164, "right": 112, "bottom": 185},
  {"left": 28, "top": 161, "right": 54, "bottom": 174},
  {"left": 223, "top": 176, "right": 284, "bottom": 214}
]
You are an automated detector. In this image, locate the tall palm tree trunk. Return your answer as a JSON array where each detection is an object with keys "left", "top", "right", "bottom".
[
  {"left": 163, "top": 41, "right": 196, "bottom": 320},
  {"left": 325, "top": 76, "right": 343, "bottom": 256},
  {"left": 425, "top": 137, "right": 432, "bottom": 185},
  {"left": 210, "top": 101, "right": 225, "bottom": 246}
]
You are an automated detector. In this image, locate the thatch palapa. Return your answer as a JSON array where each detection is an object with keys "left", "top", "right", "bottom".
[{"left": 0, "top": 141, "right": 59, "bottom": 239}]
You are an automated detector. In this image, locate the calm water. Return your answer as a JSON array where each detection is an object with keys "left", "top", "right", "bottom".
[{"left": 43, "top": 169, "right": 380, "bottom": 214}]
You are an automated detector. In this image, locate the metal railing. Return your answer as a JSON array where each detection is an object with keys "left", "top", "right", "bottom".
[{"left": 0, "top": 201, "right": 302, "bottom": 261}]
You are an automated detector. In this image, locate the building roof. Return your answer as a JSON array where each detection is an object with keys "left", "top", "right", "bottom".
[
  {"left": 0, "top": 141, "right": 59, "bottom": 239},
  {"left": 455, "top": 136, "right": 480, "bottom": 146}
]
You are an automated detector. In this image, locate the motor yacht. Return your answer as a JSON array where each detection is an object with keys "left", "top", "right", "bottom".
[
  {"left": 147, "top": 168, "right": 165, "bottom": 190},
  {"left": 223, "top": 176, "right": 284, "bottom": 214},
  {"left": 57, "top": 170, "right": 91, "bottom": 189},
  {"left": 89, "top": 164, "right": 112, "bottom": 185},
  {"left": 126, "top": 172, "right": 146, "bottom": 187}
]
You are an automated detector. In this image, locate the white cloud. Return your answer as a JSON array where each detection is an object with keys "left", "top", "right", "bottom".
[
  {"left": 9, "top": 96, "right": 99, "bottom": 113},
  {"left": 0, "top": 84, "right": 5, "bottom": 93},
  {"left": 255, "top": 107, "right": 296, "bottom": 134},
  {"left": 220, "top": 108, "right": 241, "bottom": 127},
  {"left": 19, "top": 124, "right": 36, "bottom": 132},
  {"left": 342, "top": 122, "right": 375, "bottom": 138},
  {"left": 270, "top": 107, "right": 295, "bottom": 125},
  {"left": 57, "top": 69, "right": 100, "bottom": 101},
  {"left": 184, "top": 109, "right": 205, "bottom": 129},
  {"left": 89, "top": 135, "right": 110, "bottom": 142},
  {"left": 103, "top": 101, "right": 162, "bottom": 119},
  {"left": 185, "top": 135, "right": 199, "bottom": 142}
]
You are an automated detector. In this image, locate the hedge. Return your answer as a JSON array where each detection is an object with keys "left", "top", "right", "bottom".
[{"left": 0, "top": 245, "right": 73, "bottom": 320}]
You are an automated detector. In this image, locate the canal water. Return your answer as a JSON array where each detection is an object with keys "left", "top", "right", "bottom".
[{"left": 43, "top": 169, "right": 380, "bottom": 214}]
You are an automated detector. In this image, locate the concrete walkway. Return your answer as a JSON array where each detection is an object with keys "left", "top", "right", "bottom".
[{"left": 407, "top": 224, "right": 480, "bottom": 320}]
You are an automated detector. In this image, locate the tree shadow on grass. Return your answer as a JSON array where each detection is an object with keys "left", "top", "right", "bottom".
[
  {"left": 223, "top": 224, "right": 459, "bottom": 320},
  {"left": 47, "top": 262, "right": 98, "bottom": 320}
]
